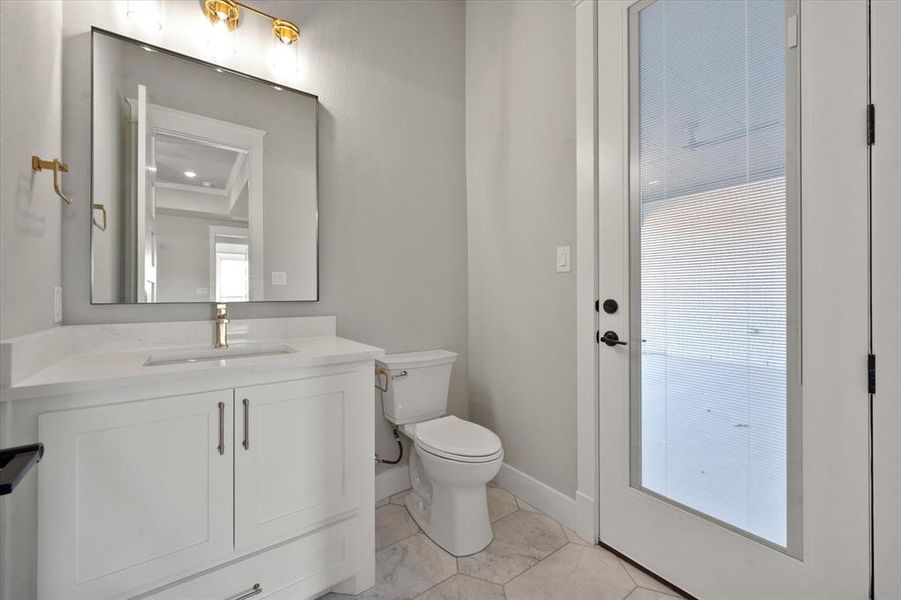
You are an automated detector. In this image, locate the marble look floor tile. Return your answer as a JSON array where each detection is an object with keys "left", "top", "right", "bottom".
[
  {"left": 625, "top": 588, "right": 684, "bottom": 600},
  {"left": 390, "top": 490, "right": 412, "bottom": 506},
  {"left": 621, "top": 561, "right": 680, "bottom": 596},
  {"left": 487, "top": 486, "right": 519, "bottom": 522},
  {"left": 504, "top": 543, "right": 636, "bottom": 600},
  {"left": 562, "top": 526, "right": 590, "bottom": 545},
  {"left": 515, "top": 496, "right": 540, "bottom": 513},
  {"left": 375, "top": 504, "right": 420, "bottom": 550},
  {"left": 359, "top": 533, "right": 457, "bottom": 600},
  {"left": 414, "top": 574, "right": 505, "bottom": 600},
  {"left": 458, "top": 510, "right": 568, "bottom": 584},
  {"left": 376, "top": 497, "right": 390, "bottom": 508}
]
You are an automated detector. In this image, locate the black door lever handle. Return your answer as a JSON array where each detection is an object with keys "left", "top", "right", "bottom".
[{"left": 599, "top": 331, "right": 628, "bottom": 347}]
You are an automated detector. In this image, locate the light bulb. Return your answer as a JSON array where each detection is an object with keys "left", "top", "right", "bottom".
[
  {"left": 270, "top": 37, "right": 298, "bottom": 74},
  {"left": 126, "top": 0, "right": 163, "bottom": 32},
  {"left": 207, "top": 17, "right": 236, "bottom": 58}
]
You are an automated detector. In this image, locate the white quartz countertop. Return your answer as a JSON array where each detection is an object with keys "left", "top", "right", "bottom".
[{"left": 0, "top": 318, "right": 384, "bottom": 401}]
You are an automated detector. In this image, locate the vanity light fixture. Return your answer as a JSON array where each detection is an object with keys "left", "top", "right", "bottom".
[{"left": 202, "top": 0, "right": 300, "bottom": 70}]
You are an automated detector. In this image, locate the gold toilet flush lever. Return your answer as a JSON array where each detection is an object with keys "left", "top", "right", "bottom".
[{"left": 31, "top": 156, "right": 73, "bottom": 205}]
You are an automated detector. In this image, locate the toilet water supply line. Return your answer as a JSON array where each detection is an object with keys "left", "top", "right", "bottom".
[{"left": 374, "top": 368, "right": 404, "bottom": 465}]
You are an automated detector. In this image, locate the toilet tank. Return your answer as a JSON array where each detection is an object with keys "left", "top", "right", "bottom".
[{"left": 376, "top": 350, "right": 458, "bottom": 425}]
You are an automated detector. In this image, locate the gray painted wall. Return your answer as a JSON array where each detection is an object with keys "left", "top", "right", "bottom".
[
  {"left": 0, "top": 0, "right": 468, "bottom": 466},
  {"left": 0, "top": 1, "right": 63, "bottom": 339},
  {"left": 1, "top": 0, "right": 579, "bottom": 501},
  {"left": 466, "top": 0, "right": 577, "bottom": 497}
]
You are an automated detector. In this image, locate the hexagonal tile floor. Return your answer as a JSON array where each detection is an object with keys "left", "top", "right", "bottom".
[{"left": 319, "top": 485, "right": 685, "bottom": 600}]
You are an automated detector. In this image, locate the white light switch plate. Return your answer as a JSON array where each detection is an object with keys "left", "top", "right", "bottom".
[
  {"left": 556, "top": 246, "right": 571, "bottom": 273},
  {"left": 53, "top": 286, "right": 63, "bottom": 323},
  {"left": 271, "top": 271, "right": 287, "bottom": 286}
]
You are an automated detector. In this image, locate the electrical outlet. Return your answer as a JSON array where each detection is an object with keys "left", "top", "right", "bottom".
[{"left": 53, "top": 286, "right": 63, "bottom": 323}]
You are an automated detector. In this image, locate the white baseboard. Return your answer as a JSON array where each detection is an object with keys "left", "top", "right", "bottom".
[
  {"left": 493, "top": 463, "right": 577, "bottom": 531},
  {"left": 375, "top": 464, "right": 410, "bottom": 502}
]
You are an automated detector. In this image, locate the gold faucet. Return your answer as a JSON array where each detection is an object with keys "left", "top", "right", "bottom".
[{"left": 214, "top": 303, "right": 229, "bottom": 348}]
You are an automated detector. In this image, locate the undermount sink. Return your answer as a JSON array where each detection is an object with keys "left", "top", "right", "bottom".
[{"left": 143, "top": 343, "right": 297, "bottom": 367}]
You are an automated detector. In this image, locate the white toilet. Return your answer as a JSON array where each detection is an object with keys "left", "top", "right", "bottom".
[{"left": 376, "top": 350, "right": 503, "bottom": 556}]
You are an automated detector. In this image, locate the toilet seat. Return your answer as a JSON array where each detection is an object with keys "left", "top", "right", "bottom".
[{"left": 407, "top": 416, "right": 503, "bottom": 463}]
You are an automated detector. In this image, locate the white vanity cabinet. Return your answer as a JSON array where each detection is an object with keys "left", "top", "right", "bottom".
[
  {"left": 0, "top": 320, "right": 379, "bottom": 600},
  {"left": 35, "top": 366, "right": 374, "bottom": 600}
]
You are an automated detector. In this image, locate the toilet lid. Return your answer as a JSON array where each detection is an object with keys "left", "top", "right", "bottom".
[{"left": 413, "top": 416, "right": 502, "bottom": 459}]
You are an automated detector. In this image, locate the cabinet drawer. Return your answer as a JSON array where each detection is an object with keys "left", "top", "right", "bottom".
[
  {"left": 145, "top": 518, "right": 358, "bottom": 600},
  {"left": 234, "top": 373, "right": 369, "bottom": 550}
]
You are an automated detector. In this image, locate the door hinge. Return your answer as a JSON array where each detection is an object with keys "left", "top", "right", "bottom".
[
  {"left": 867, "top": 104, "right": 876, "bottom": 146},
  {"left": 868, "top": 354, "right": 876, "bottom": 394}
]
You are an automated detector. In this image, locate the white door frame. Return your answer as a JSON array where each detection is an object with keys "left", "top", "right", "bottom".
[
  {"left": 575, "top": 1, "right": 874, "bottom": 596},
  {"left": 573, "top": 0, "right": 600, "bottom": 545},
  {"left": 871, "top": 1, "right": 901, "bottom": 597}
]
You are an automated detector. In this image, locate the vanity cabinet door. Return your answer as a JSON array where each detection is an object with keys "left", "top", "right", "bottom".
[
  {"left": 234, "top": 371, "right": 368, "bottom": 550},
  {"left": 37, "top": 390, "right": 235, "bottom": 600}
]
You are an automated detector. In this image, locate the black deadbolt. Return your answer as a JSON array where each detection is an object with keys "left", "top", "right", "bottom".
[{"left": 602, "top": 299, "right": 619, "bottom": 314}]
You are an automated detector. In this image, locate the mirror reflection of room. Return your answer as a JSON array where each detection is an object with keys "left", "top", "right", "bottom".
[{"left": 91, "top": 30, "right": 318, "bottom": 304}]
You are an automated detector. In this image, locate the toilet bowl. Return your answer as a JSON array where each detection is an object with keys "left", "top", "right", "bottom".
[
  {"left": 401, "top": 416, "right": 503, "bottom": 555},
  {"left": 376, "top": 351, "right": 504, "bottom": 556}
]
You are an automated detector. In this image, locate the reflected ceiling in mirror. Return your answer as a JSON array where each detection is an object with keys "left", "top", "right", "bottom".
[{"left": 91, "top": 28, "right": 318, "bottom": 304}]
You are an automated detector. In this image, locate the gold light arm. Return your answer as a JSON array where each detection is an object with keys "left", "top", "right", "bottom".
[
  {"left": 31, "top": 156, "right": 73, "bottom": 205},
  {"left": 202, "top": 0, "right": 300, "bottom": 45}
]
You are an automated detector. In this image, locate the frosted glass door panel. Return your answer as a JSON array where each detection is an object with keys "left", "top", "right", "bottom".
[{"left": 633, "top": 0, "right": 789, "bottom": 546}]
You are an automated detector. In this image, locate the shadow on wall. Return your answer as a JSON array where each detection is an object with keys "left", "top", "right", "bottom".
[{"left": 17, "top": 173, "right": 49, "bottom": 237}]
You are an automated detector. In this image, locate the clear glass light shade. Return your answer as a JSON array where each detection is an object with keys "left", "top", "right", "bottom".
[
  {"left": 126, "top": 0, "right": 163, "bottom": 32},
  {"left": 207, "top": 17, "right": 237, "bottom": 58},
  {"left": 270, "top": 37, "right": 299, "bottom": 74}
]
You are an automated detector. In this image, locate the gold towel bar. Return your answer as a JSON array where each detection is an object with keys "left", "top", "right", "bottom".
[{"left": 31, "top": 156, "right": 73, "bottom": 205}]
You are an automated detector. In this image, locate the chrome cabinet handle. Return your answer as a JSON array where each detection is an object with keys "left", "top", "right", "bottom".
[
  {"left": 232, "top": 583, "right": 262, "bottom": 600},
  {"left": 217, "top": 401, "right": 225, "bottom": 456},
  {"left": 242, "top": 398, "right": 250, "bottom": 450},
  {"left": 391, "top": 370, "right": 408, "bottom": 380}
]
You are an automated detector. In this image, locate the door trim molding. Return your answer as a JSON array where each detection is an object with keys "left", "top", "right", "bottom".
[{"left": 573, "top": 0, "right": 600, "bottom": 545}]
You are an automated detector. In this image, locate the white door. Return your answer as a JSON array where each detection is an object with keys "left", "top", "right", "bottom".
[
  {"left": 37, "top": 391, "right": 234, "bottom": 599},
  {"left": 597, "top": 1, "right": 870, "bottom": 597},
  {"left": 234, "top": 373, "right": 367, "bottom": 551},
  {"left": 136, "top": 84, "right": 157, "bottom": 302}
]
